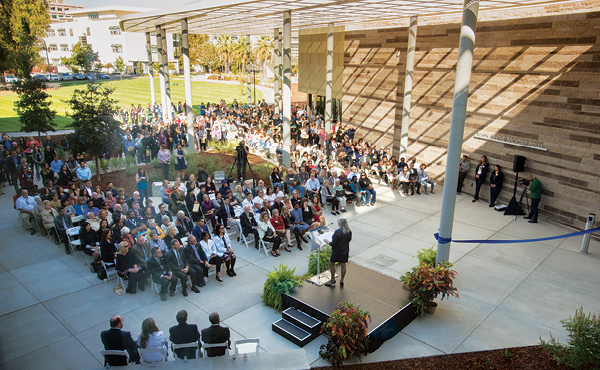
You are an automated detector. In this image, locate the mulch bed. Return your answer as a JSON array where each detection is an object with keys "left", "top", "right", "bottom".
[
  {"left": 314, "top": 346, "right": 569, "bottom": 370},
  {"left": 95, "top": 151, "right": 272, "bottom": 195}
]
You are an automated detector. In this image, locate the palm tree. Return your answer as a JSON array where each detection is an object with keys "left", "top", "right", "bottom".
[
  {"left": 253, "top": 36, "right": 273, "bottom": 79},
  {"left": 232, "top": 36, "right": 251, "bottom": 75},
  {"left": 216, "top": 35, "right": 232, "bottom": 73}
]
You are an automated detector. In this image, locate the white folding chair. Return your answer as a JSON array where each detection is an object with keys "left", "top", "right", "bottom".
[
  {"left": 66, "top": 226, "right": 84, "bottom": 262},
  {"left": 171, "top": 342, "right": 200, "bottom": 360},
  {"left": 100, "top": 260, "right": 118, "bottom": 281},
  {"left": 201, "top": 341, "right": 229, "bottom": 357},
  {"left": 180, "top": 236, "right": 188, "bottom": 245},
  {"left": 234, "top": 338, "right": 260, "bottom": 355},
  {"left": 100, "top": 349, "right": 131, "bottom": 366},
  {"left": 214, "top": 171, "right": 225, "bottom": 184},
  {"left": 259, "top": 239, "right": 270, "bottom": 256},
  {"left": 239, "top": 231, "right": 255, "bottom": 248},
  {"left": 138, "top": 346, "right": 168, "bottom": 363},
  {"left": 72, "top": 215, "right": 85, "bottom": 227}
]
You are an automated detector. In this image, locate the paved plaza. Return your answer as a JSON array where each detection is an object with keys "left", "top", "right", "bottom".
[{"left": 1, "top": 178, "right": 599, "bottom": 369}]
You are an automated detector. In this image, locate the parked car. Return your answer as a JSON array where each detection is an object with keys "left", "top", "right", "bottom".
[
  {"left": 72, "top": 73, "right": 85, "bottom": 80},
  {"left": 98, "top": 73, "right": 111, "bottom": 80},
  {"left": 4, "top": 75, "right": 18, "bottom": 83},
  {"left": 60, "top": 73, "right": 73, "bottom": 81},
  {"left": 84, "top": 73, "right": 96, "bottom": 80},
  {"left": 32, "top": 74, "right": 49, "bottom": 81},
  {"left": 48, "top": 74, "right": 61, "bottom": 82}
]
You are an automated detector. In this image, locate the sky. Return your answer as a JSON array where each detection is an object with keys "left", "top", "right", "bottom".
[{"left": 67, "top": 0, "right": 191, "bottom": 9}]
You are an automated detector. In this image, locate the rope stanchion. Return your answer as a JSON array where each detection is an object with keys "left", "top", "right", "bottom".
[{"left": 434, "top": 227, "right": 600, "bottom": 244}]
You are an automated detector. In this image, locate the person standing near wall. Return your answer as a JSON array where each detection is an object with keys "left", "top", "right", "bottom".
[
  {"left": 457, "top": 155, "right": 470, "bottom": 195},
  {"left": 472, "top": 155, "right": 489, "bottom": 202},
  {"left": 522, "top": 175, "right": 541, "bottom": 224}
]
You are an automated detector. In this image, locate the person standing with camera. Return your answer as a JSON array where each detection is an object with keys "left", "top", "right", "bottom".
[
  {"left": 522, "top": 175, "right": 541, "bottom": 224},
  {"left": 236, "top": 141, "right": 249, "bottom": 181}
]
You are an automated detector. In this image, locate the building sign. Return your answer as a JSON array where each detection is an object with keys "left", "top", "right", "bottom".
[{"left": 474, "top": 131, "right": 547, "bottom": 151}]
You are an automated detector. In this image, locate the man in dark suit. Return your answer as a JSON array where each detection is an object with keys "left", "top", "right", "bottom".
[
  {"left": 216, "top": 196, "right": 239, "bottom": 229},
  {"left": 147, "top": 246, "right": 178, "bottom": 301},
  {"left": 166, "top": 239, "right": 200, "bottom": 297},
  {"left": 169, "top": 309, "right": 201, "bottom": 360},
  {"left": 184, "top": 235, "right": 209, "bottom": 286},
  {"left": 130, "top": 235, "right": 151, "bottom": 273},
  {"left": 239, "top": 205, "right": 260, "bottom": 249},
  {"left": 6, "top": 150, "right": 20, "bottom": 193},
  {"left": 100, "top": 315, "right": 140, "bottom": 366},
  {"left": 201, "top": 312, "right": 231, "bottom": 357}
]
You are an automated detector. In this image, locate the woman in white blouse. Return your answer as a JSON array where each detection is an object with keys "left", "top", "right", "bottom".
[
  {"left": 258, "top": 211, "right": 282, "bottom": 257},
  {"left": 201, "top": 227, "right": 237, "bottom": 281},
  {"left": 136, "top": 317, "right": 168, "bottom": 363}
]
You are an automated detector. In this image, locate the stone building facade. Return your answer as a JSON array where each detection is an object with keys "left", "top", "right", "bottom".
[{"left": 342, "top": 3, "right": 600, "bottom": 230}]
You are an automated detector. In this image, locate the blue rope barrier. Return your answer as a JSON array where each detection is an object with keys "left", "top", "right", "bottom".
[{"left": 434, "top": 226, "right": 600, "bottom": 244}]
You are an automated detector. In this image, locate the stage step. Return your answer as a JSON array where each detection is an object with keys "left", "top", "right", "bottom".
[
  {"left": 282, "top": 307, "right": 322, "bottom": 336},
  {"left": 272, "top": 307, "right": 322, "bottom": 347}
]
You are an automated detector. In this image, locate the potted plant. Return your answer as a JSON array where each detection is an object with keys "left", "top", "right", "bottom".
[
  {"left": 261, "top": 263, "right": 303, "bottom": 312},
  {"left": 319, "top": 301, "right": 372, "bottom": 366},
  {"left": 401, "top": 261, "right": 459, "bottom": 315}
]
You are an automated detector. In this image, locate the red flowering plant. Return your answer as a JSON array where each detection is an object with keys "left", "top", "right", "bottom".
[
  {"left": 401, "top": 261, "right": 459, "bottom": 315},
  {"left": 319, "top": 301, "right": 372, "bottom": 366}
]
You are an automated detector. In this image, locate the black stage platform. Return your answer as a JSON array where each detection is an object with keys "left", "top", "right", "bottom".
[{"left": 281, "top": 262, "right": 417, "bottom": 351}]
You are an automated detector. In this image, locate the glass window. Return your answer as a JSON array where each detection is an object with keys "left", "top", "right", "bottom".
[
  {"left": 49, "top": 44, "right": 58, "bottom": 52},
  {"left": 109, "top": 26, "right": 121, "bottom": 36},
  {"left": 69, "top": 28, "right": 73, "bottom": 36},
  {"left": 58, "top": 28, "right": 66, "bottom": 37},
  {"left": 60, "top": 44, "right": 69, "bottom": 51},
  {"left": 111, "top": 44, "right": 123, "bottom": 53},
  {"left": 86, "top": 27, "right": 91, "bottom": 36},
  {"left": 47, "top": 28, "right": 55, "bottom": 37}
]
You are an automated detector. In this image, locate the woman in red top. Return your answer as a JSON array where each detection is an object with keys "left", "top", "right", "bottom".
[
  {"left": 270, "top": 208, "right": 292, "bottom": 252},
  {"left": 311, "top": 195, "right": 326, "bottom": 227}
]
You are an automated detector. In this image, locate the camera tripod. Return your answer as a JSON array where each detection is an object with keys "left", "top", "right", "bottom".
[
  {"left": 515, "top": 187, "right": 530, "bottom": 221},
  {"left": 227, "top": 151, "right": 256, "bottom": 188}
]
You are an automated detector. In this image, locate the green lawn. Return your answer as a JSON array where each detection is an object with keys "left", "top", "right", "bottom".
[{"left": 0, "top": 77, "right": 263, "bottom": 132}]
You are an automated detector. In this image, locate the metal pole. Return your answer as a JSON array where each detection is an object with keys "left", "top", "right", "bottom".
[
  {"left": 254, "top": 70, "right": 256, "bottom": 104},
  {"left": 282, "top": 10, "right": 292, "bottom": 167},
  {"left": 399, "top": 15, "right": 418, "bottom": 159},
  {"left": 325, "top": 22, "right": 334, "bottom": 136},
  {"left": 436, "top": 0, "right": 479, "bottom": 265},
  {"left": 181, "top": 18, "right": 195, "bottom": 153},
  {"left": 161, "top": 27, "right": 171, "bottom": 121},
  {"left": 247, "top": 35, "right": 251, "bottom": 105},
  {"left": 581, "top": 213, "right": 596, "bottom": 254},
  {"left": 274, "top": 28, "right": 281, "bottom": 114},
  {"left": 156, "top": 25, "right": 167, "bottom": 121},
  {"left": 145, "top": 32, "right": 156, "bottom": 105}
]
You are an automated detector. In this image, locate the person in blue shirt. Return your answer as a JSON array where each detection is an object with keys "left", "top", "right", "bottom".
[
  {"left": 50, "top": 155, "right": 63, "bottom": 174},
  {"left": 76, "top": 161, "right": 92, "bottom": 183}
]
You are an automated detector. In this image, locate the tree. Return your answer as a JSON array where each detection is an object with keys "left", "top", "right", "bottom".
[
  {"left": 0, "top": 0, "right": 50, "bottom": 78},
  {"left": 254, "top": 36, "right": 273, "bottom": 78},
  {"left": 217, "top": 35, "right": 232, "bottom": 73},
  {"left": 114, "top": 56, "right": 125, "bottom": 74},
  {"left": 167, "top": 62, "right": 176, "bottom": 74},
  {"left": 103, "top": 62, "right": 114, "bottom": 72},
  {"left": 232, "top": 36, "right": 251, "bottom": 75},
  {"left": 93, "top": 62, "right": 102, "bottom": 72},
  {"left": 61, "top": 41, "right": 98, "bottom": 72},
  {"left": 13, "top": 78, "right": 56, "bottom": 139},
  {"left": 152, "top": 61, "right": 159, "bottom": 74},
  {"left": 65, "top": 83, "right": 123, "bottom": 181},
  {"left": 135, "top": 61, "right": 143, "bottom": 74}
]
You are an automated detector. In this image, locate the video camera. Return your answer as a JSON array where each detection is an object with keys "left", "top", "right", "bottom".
[{"left": 518, "top": 179, "right": 530, "bottom": 187}]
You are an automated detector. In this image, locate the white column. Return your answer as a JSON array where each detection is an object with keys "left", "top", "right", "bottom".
[
  {"left": 282, "top": 10, "right": 292, "bottom": 166},
  {"left": 145, "top": 32, "right": 155, "bottom": 105},
  {"left": 155, "top": 25, "right": 167, "bottom": 120},
  {"left": 274, "top": 28, "right": 281, "bottom": 114},
  {"left": 181, "top": 18, "right": 195, "bottom": 153},
  {"left": 278, "top": 30, "right": 283, "bottom": 112},
  {"left": 436, "top": 0, "right": 479, "bottom": 265},
  {"left": 325, "top": 22, "right": 334, "bottom": 136},
  {"left": 399, "top": 15, "right": 418, "bottom": 158},
  {"left": 161, "top": 27, "right": 171, "bottom": 121},
  {"left": 247, "top": 35, "right": 251, "bottom": 105}
]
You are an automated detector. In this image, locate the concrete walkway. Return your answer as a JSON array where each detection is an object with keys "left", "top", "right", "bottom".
[{"left": 0, "top": 173, "right": 598, "bottom": 369}]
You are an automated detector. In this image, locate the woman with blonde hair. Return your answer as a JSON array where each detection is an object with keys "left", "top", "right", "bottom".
[
  {"left": 136, "top": 317, "right": 168, "bottom": 362},
  {"left": 324, "top": 218, "right": 352, "bottom": 287},
  {"left": 258, "top": 211, "right": 282, "bottom": 257}
]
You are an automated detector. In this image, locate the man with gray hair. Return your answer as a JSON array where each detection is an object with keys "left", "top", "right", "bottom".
[
  {"left": 131, "top": 235, "right": 151, "bottom": 275},
  {"left": 200, "top": 312, "right": 230, "bottom": 357}
]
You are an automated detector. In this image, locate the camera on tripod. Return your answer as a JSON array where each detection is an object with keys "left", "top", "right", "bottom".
[{"left": 518, "top": 179, "right": 530, "bottom": 187}]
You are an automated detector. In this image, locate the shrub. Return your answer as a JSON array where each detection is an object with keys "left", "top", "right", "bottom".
[
  {"left": 125, "top": 155, "right": 136, "bottom": 167},
  {"left": 88, "top": 161, "right": 96, "bottom": 175},
  {"left": 252, "top": 162, "right": 275, "bottom": 184},
  {"left": 416, "top": 246, "right": 437, "bottom": 267},
  {"left": 151, "top": 157, "right": 160, "bottom": 168},
  {"left": 125, "top": 166, "right": 138, "bottom": 177},
  {"left": 109, "top": 157, "right": 120, "bottom": 169},
  {"left": 198, "top": 155, "right": 222, "bottom": 177},
  {"left": 147, "top": 169, "right": 161, "bottom": 183},
  {"left": 99, "top": 159, "right": 109, "bottom": 173},
  {"left": 541, "top": 306, "right": 600, "bottom": 369},
  {"left": 319, "top": 301, "right": 371, "bottom": 366},
  {"left": 307, "top": 245, "right": 335, "bottom": 277},
  {"left": 261, "top": 263, "right": 303, "bottom": 312},
  {"left": 207, "top": 139, "right": 239, "bottom": 154},
  {"left": 401, "top": 261, "right": 459, "bottom": 316}
]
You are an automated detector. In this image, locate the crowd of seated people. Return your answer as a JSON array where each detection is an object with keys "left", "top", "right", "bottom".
[{"left": 100, "top": 309, "right": 231, "bottom": 366}]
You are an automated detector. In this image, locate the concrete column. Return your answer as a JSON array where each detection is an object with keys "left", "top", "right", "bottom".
[
  {"left": 247, "top": 35, "right": 252, "bottom": 105},
  {"left": 161, "top": 27, "right": 171, "bottom": 121},
  {"left": 436, "top": 0, "right": 479, "bottom": 265},
  {"left": 282, "top": 10, "right": 292, "bottom": 166},
  {"left": 399, "top": 15, "right": 418, "bottom": 159},
  {"left": 155, "top": 25, "right": 167, "bottom": 120},
  {"left": 274, "top": 28, "right": 281, "bottom": 114},
  {"left": 145, "top": 32, "right": 156, "bottom": 105},
  {"left": 181, "top": 18, "right": 195, "bottom": 153},
  {"left": 325, "top": 22, "right": 334, "bottom": 136}
]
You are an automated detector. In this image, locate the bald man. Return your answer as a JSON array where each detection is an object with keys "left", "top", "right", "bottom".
[{"left": 100, "top": 315, "right": 140, "bottom": 365}]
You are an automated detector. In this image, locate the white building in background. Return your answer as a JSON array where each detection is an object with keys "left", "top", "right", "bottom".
[
  {"left": 47, "top": 0, "right": 83, "bottom": 23},
  {"left": 43, "top": 6, "right": 179, "bottom": 73}
]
